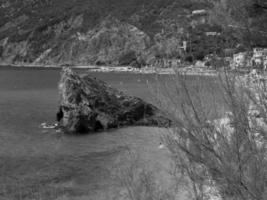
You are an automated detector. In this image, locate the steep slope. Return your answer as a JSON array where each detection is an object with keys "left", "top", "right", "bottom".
[
  {"left": 0, "top": 0, "right": 211, "bottom": 65},
  {"left": 0, "top": 0, "right": 266, "bottom": 66}
]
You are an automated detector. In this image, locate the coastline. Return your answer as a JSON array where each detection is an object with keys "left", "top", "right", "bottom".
[{"left": 0, "top": 63, "right": 219, "bottom": 76}]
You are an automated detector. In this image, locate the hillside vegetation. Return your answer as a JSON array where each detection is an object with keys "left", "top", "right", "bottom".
[{"left": 0, "top": 0, "right": 266, "bottom": 66}]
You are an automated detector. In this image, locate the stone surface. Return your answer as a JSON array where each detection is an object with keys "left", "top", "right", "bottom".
[{"left": 58, "top": 68, "right": 171, "bottom": 133}]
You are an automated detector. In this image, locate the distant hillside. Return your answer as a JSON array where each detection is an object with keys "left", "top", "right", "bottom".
[{"left": 0, "top": 0, "right": 266, "bottom": 66}]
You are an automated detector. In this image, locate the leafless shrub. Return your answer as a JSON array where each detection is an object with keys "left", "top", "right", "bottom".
[
  {"left": 115, "top": 150, "right": 178, "bottom": 200},
  {"left": 155, "top": 69, "right": 267, "bottom": 200}
]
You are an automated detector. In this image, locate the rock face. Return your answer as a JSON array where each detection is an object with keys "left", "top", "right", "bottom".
[{"left": 58, "top": 68, "right": 171, "bottom": 133}]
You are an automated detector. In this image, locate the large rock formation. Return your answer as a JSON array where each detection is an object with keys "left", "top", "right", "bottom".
[{"left": 58, "top": 68, "right": 171, "bottom": 133}]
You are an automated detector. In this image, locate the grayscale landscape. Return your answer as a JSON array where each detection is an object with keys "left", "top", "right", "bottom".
[{"left": 0, "top": 1, "right": 266, "bottom": 200}]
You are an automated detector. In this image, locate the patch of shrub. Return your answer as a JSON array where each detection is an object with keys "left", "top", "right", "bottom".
[
  {"left": 118, "top": 50, "right": 137, "bottom": 66},
  {"left": 184, "top": 55, "right": 193, "bottom": 63}
]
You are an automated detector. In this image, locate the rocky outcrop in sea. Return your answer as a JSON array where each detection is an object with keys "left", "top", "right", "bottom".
[{"left": 58, "top": 68, "right": 171, "bottom": 133}]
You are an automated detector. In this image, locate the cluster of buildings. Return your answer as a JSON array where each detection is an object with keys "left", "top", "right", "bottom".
[
  {"left": 150, "top": 8, "right": 267, "bottom": 72},
  {"left": 232, "top": 48, "right": 267, "bottom": 70},
  {"left": 188, "top": 9, "right": 267, "bottom": 71}
]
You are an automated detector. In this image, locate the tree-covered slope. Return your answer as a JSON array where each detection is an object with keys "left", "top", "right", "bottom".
[{"left": 0, "top": 0, "right": 266, "bottom": 66}]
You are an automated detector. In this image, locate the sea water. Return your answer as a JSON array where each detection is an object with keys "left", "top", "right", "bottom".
[{"left": 0, "top": 67, "right": 222, "bottom": 199}]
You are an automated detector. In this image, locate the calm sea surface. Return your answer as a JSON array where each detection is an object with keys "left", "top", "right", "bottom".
[{"left": 0, "top": 67, "right": 224, "bottom": 199}]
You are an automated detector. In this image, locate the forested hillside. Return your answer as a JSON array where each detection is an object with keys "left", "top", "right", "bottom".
[{"left": 0, "top": 0, "right": 266, "bottom": 66}]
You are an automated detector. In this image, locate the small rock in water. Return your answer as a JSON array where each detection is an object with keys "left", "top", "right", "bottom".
[
  {"left": 158, "top": 143, "right": 165, "bottom": 149},
  {"left": 44, "top": 125, "right": 55, "bottom": 129},
  {"left": 40, "top": 122, "right": 57, "bottom": 129}
]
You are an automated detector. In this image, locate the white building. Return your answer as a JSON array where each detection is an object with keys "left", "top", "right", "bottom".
[
  {"left": 182, "top": 41, "right": 187, "bottom": 51},
  {"left": 192, "top": 10, "right": 207, "bottom": 15},
  {"left": 252, "top": 48, "right": 267, "bottom": 66},
  {"left": 205, "top": 32, "right": 221, "bottom": 36},
  {"left": 233, "top": 52, "right": 246, "bottom": 68}
]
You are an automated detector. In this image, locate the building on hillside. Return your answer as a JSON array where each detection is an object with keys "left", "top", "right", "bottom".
[
  {"left": 224, "top": 48, "right": 236, "bottom": 57},
  {"left": 205, "top": 32, "right": 221, "bottom": 36},
  {"left": 192, "top": 10, "right": 207, "bottom": 15},
  {"left": 251, "top": 48, "right": 267, "bottom": 67},
  {"left": 231, "top": 48, "right": 267, "bottom": 70},
  {"left": 166, "top": 59, "right": 182, "bottom": 68},
  {"left": 232, "top": 52, "right": 247, "bottom": 68},
  {"left": 190, "top": 9, "right": 208, "bottom": 28},
  {"left": 264, "top": 57, "right": 267, "bottom": 70},
  {"left": 181, "top": 40, "right": 187, "bottom": 51},
  {"left": 153, "top": 58, "right": 182, "bottom": 68}
]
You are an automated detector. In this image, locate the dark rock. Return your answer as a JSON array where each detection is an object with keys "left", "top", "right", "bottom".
[
  {"left": 58, "top": 68, "right": 171, "bottom": 133},
  {"left": 56, "top": 106, "right": 64, "bottom": 122}
]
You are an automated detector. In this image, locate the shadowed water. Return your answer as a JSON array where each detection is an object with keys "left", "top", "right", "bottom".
[{"left": 0, "top": 67, "right": 224, "bottom": 199}]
